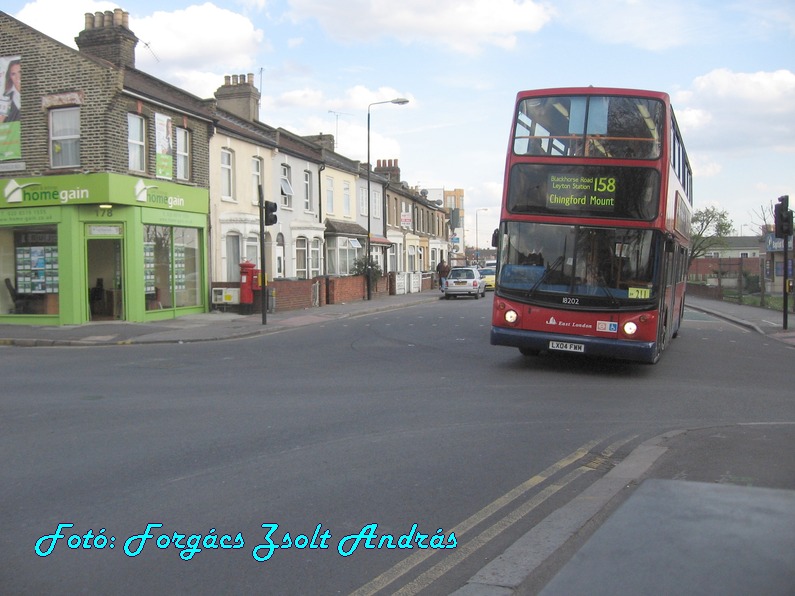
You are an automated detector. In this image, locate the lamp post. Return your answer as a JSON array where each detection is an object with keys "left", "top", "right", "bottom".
[
  {"left": 366, "top": 97, "right": 409, "bottom": 299},
  {"left": 475, "top": 208, "right": 488, "bottom": 266}
]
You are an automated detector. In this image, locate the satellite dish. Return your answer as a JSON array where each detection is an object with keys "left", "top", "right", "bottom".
[
  {"left": 420, "top": 189, "right": 428, "bottom": 197},
  {"left": 453, "top": 245, "right": 460, "bottom": 252}
]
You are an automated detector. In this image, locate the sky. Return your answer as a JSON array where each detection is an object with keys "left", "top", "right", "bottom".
[{"left": 6, "top": 0, "right": 795, "bottom": 247}]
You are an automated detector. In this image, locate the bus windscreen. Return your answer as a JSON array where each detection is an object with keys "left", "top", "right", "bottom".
[{"left": 513, "top": 95, "right": 664, "bottom": 159}]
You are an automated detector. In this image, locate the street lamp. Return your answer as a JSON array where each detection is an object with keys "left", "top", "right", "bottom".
[
  {"left": 366, "top": 97, "right": 409, "bottom": 300},
  {"left": 475, "top": 208, "right": 488, "bottom": 266}
]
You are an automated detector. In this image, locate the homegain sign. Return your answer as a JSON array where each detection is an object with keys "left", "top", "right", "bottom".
[
  {"left": 1, "top": 173, "right": 205, "bottom": 212},
  {"left": 4, "top": 179, "right": 90, "bottom": 204}
]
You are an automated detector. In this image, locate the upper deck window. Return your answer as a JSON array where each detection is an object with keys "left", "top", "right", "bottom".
[{"left": 514, "top": 95, "right": 664, "bottom": 160}]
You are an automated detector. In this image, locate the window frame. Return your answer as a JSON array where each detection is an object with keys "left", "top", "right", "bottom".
[
  {"left": 251, "top": 156, "right": 263, "bottom": 205},
  {"left": 49, "top": 107, "right": 81, "bottom": 169},
  {"left": 280, "top": 164, "right": 294, "bottom": 209},
  {"left": 303, "top": 170, "right": 313, "bottom": 212},
  {"left": 176, "top": 126, "right": 190, "bottom": 181},
  {"left": 221, "top": 148, "right": 234, "bottom": 201},
  {"left": 127, "top": 113, "right": 146, "bottom": 172},
  {"left": 296, "top": 237, "right": 308, "bottom": 279},
  {"left": 325, "top": 176, "right": 334, "bottom": 214}
]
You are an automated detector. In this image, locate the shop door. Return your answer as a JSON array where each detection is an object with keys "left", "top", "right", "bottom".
[{"left": 87, "top": 239, "right": 124, "bottom": 320}]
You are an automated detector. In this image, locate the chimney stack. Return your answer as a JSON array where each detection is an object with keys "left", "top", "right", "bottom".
[
  {"left": 75, "top": 8, "right": 137, "bottom": 69},
  {"left": 374, "top": 159, "right": 401, "bottom": 182},
  {"left": 214, "top": 73, "right": 261, "bottom": 122}
]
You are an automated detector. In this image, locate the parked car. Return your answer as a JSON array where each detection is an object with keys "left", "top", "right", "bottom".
[
  {"left": 478, "top": 267, "right": 495, "bottom": 290},
  {"left": 443, "top": 267, "right": 486, "bottom": 299}
]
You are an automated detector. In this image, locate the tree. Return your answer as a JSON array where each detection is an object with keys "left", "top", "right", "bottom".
[{"left": 689, "top": 207, "right": 734, "bottom": 267}]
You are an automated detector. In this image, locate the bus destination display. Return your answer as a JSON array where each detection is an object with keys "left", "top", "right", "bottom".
[{"left": 547, "top": 174, "right": 616, "bottom": 212}]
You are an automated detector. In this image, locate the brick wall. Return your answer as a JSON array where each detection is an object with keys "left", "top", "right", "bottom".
[
  {"left": 0, "top": 12, "right": 210, "bottom": 186},
  {"left": 328, "top": 275, "right": 365, "bottom": 303},
  {"left": 211, "top": 274, "right": 394, "bottom": 314}
]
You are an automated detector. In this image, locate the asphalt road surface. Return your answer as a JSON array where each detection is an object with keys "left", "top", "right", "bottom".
[{"left": 2, "top": 296, "right": 793, "bottom": 594}]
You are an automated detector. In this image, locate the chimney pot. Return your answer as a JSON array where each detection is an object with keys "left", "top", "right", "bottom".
[
  {"left": 94, "top": 11, "right": 104, "bottom": 27},
  {"left": 104, "top": 11, "right": 114, "bottom": 27},
  {"left": 84, "top": 13, "right": 94, "bottom": 30}
]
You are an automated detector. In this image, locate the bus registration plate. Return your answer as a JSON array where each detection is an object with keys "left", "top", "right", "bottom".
[{"left": 549, "top": 341, "right": 584, "bottom": 353}]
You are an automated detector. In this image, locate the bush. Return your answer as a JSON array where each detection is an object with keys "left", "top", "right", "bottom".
[{"left": 351, "top": 257, "right": 382, "bottom": 284}]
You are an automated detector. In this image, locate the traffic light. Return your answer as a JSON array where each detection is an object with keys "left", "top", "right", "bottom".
[
  {"left": 775, "top": 195, "right": 792, "bottom": 238},
  {"left": 264, "top": 200, "right": 278, "bottom": 226}
]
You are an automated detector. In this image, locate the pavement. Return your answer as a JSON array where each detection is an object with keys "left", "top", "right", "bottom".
[
  {"left": 0, "top": 291, "right": 442, "bottom": 347},
  {"left": 3, "top": 292, "right": 795, "bottom": 594}
]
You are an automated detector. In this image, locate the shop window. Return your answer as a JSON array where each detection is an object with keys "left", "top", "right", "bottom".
[
  {"left": 50, "top": 107, "right": 80, "bottom": 168},
  {"left": 144, "top": 225, "right": 202, "bottom": 311},
  {"left": 1, "top": 226, "right": 59, "bottom": 315}
]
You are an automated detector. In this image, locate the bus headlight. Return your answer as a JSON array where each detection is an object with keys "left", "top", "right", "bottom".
[
  {"left": 504, "top": 310, "right": 518, "bottom": 324},
  {"left": 623, "top": 321, "right": 638, "bottom": 335}
]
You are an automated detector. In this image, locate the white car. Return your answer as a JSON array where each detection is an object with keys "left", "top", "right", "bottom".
[{"left": 443, "top": 267, "right": 486, "bottom": 299}]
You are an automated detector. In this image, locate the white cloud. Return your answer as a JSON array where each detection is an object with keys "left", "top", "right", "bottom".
[
  {"left": 677, "top": 68, "right": 795, "bottom": 155},
  {"left": 274, "top": 87, "right": 325, "bottom": 108},
  {"left": 15, "top": 0, "right": 118, "bottom": 46},
  {"left": 552, "top": 0, "right": 713, "bottom": 51},
  {"left": 287, "top": 0, "right": 553, "bottom": 54},
  {"left": 13, "top": 1, "right": 264, "bottom": 98},
  {"left": 133, "top": 4, "right": 264, "bottom": 96}
]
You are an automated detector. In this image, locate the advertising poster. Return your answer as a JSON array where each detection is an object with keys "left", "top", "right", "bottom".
[
  {"left": 155, "top": 113, "right": 173, "bottom": 179},
  {"left": 0, "top": 55, "right": 22, "bottom": 161}
]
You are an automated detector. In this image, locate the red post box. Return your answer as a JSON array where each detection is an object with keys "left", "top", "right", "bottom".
[{"left": 239, "top": 261, "right": 256, "bottom": 304}]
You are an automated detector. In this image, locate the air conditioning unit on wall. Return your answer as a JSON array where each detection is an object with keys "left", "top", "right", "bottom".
[{"left": 211, "top": 287, "right": 240, "bottom": 305}]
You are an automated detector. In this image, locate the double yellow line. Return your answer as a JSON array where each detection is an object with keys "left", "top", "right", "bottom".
[{"left": 352, "top": 435, "right": 636, "bottom": 595}]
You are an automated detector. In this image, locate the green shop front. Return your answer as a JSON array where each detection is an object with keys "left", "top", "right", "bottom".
[{"left": 0, "top": 173, "right": 208, "bottom": 325}]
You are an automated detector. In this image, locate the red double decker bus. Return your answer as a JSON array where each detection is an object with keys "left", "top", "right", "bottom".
[{"left": 491, "top": 87, "right": 692, "bottom": 363}]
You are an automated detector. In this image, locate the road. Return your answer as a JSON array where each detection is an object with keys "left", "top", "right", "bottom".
[{"left": 1, "top": 296, "right": 793, "bottom": 594}]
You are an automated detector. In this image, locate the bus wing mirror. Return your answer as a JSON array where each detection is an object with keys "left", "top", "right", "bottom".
[{"left": 491, "top": 229, "right": 499, "bottom": 248}]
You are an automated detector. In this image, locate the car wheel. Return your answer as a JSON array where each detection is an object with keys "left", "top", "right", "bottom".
[{"left": 474, "top": 290, "right": 479, "bottom": 299}]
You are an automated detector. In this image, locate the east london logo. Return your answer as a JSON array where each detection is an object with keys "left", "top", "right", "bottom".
[
  {"left": 135, "top": 179, "right": 186, "bottom": 209},
  {"left": 545, "top": 316, "right": 593, "bottom": 330},
  {"left": 3, "top": 179, "right": 89, "bottom": 205}
]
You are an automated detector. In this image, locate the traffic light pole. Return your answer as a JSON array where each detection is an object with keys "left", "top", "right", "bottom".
[
  {"left": 258, "top": 184, "right": 267, "bottom": 325},
  {"left": 784, "top": 232, "right": 788, "bottom": 330},
  {"left": 775, "top": 195, "right": 791, "bottom": 330}
]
